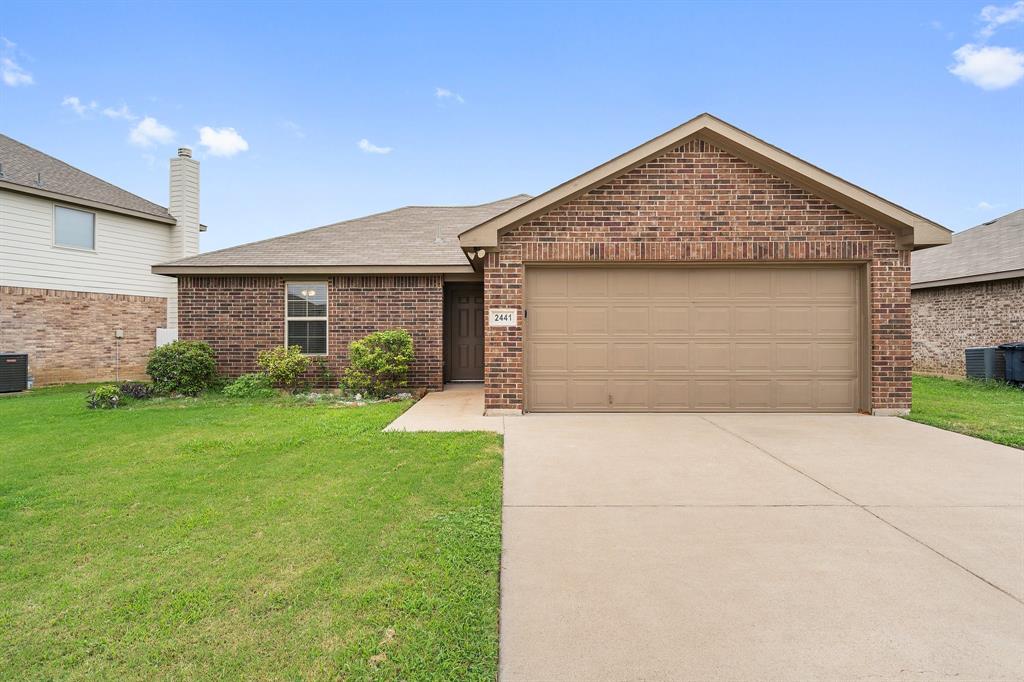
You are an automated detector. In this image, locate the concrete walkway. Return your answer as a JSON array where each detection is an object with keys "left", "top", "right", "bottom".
[
  {"left": 384, "top": 383, "right": 504, "bottom": 433},
  {"left": 500, "top": 413, "right": 1024, "bottom": 681}
]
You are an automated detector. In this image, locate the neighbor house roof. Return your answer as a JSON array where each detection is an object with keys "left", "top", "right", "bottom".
[
  {"left": 458, "top": 113, "right": 951, "bottom": 252},
  {"left": 0, "top": 134, "right": 175, "bottom": 224},
  {"left": 911, "top": 209, "right": 1024, "bottom": 289},
  {"left": 153, "top": 194, "right": 531, "bottom": 275}
]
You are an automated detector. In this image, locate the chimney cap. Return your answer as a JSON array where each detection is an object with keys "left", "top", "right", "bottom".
[{"left": 177, "top": 147, "right": 193, "bottom": 158}]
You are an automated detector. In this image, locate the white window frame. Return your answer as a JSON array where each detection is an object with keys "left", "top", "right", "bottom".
[
  {"left": 285, "top": 281, "right": 329, "bottom": 356},
  {"left": 52, "top": 204, "right": 96, "bottom": 252}
]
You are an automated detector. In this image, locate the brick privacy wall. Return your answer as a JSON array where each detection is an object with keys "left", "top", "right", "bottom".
[
  {"left": 0, "top": 285, "right": 166, "bottom": 385},
  {"left": 485, "top": 137, "right": 911, "bottom": 413},
  {"left": 177, "top": 275, "right": 443, "bottom": 389},
  {"left": 912, "top": 277, "right": 1024, "bottom": 376}
]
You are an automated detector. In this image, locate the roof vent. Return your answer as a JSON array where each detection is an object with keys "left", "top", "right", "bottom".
[
  {"left": 34, "top": 172, "right": 43, "bottom": 187},
  {"left": 177, "top": 147, "right": 193, "bottom": 158},
  {"left": 982, "top": 218, "right": 998, "bottom": 226}
]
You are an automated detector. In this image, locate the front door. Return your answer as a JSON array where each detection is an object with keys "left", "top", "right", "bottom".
[{"left": 447, "top": 285, "right": 485, "bottom": 381}]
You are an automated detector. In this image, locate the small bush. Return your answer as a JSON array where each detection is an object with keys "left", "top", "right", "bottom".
[
  {"left": 87, "top": 385, "right": 121, "bottom": 409},
  {"left": 341, "top": 329, "right": 414, "bottom": 398},
  {"left": 118, "top": 381, "right": 154, "bottom": 400},
  {"left": 257, "top": 345, "right": 310, "bottom": 391},
  {"left": 223, "top": 372, "right": 276, "bottom": 399},
  {"left": 313, "top": 356, "right": 335, "bottom": 388},
  {"left": 146, "top": 340, "right": 218, "bottom": 395}
]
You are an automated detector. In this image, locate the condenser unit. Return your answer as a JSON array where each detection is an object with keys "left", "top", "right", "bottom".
[
  {"left": 0, "top": 354, "right": 28, "bottom": 393},
  {"left": 964, "top": 347, "right": 1004, "bottom": 381}
]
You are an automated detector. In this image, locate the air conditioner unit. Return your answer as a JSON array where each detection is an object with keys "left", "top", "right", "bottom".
[
  {"left": 964, "top": 347, "right": 1005, "bottom": 381},
  {"left": 0, "top": 354, "right": 28, "bottom": 393}
]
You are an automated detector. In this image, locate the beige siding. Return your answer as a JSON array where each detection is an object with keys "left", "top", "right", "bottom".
[{"left": 0, "top": 189, "right": 178, "bottom": 326}]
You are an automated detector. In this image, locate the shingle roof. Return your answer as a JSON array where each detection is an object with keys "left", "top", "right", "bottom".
[
  {"left": 911, "top": 209, "right": 1024, "bottom": 287},
  {"left": 0, "top": 134, "right": 173, "bottom": 221},
  {"left": 157, "top": 194, "right": 531, "bottom": 271}
]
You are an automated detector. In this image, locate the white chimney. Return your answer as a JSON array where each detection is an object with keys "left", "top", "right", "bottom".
[{"left": 169, "top": 147, "right": 200, "bottom": 259}]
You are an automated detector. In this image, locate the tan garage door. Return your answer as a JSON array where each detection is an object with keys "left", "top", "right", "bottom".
[{"left": 525, "top": 266, "right": 863, "bottom": 412}]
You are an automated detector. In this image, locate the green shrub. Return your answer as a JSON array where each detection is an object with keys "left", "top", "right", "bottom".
[
  {"left": 87, "top": 384, "right": 121, "bottom": 409},
  {"left": 223, "top": 372, "right": 276, "bottom": 398},
  {"left": 341, "top": 329, "right": 414, "bottom": 398},
  {"left": 257, "top": 345, "right": 310, "bottom": 391},
  {"left": 146, "top": 340, "right": 218, "bottom": 395}
]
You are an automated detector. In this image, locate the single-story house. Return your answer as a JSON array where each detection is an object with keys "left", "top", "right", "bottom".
[
  {"left": 154, "top": 114, "right": 951, "bottom": 415},
  {"left": 912, "top": 208, "right": 1023, "bottom": 377}
]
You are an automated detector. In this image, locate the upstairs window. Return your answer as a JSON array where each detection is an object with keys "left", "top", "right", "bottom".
[
  {"left": 54, "top": 206, "right": 95, "bottom": 250},
  {"left": 286, "top": 283, "right": 328, "bottom": 354}
]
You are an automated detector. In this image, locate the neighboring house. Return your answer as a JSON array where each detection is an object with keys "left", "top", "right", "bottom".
[
  {"left": 911, "top": 209, "right": 1024, "bottom": 377},
  {"left": 0, "top": 136, "right": 201, "bottom": 385},
  {"left": 155, "top": 113, "right": 951, "bottom": 415}
]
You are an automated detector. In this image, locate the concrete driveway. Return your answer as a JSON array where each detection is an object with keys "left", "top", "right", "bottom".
[{"left": 500, "top": 414, "right": 1024, "bottom": 681}]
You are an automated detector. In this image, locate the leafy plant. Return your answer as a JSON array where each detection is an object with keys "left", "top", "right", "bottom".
[
  {"left": 118, "top": 381, "right": 154, "bottom": 400},
  {"left": 257, "top": 345, "right": 310, "bottom": 391},
  {"left": 223, "top": 372, "right": 276, "bottom": 399},
  {"left": 313, "top": 356, "right": 335, "bottom": 388},
  {"left": 146, "top": 340, "right": 218, "bottom": 395},
  {"left": 87, "top": 384, "right": 121, "bottom": 409},
  {"left": 341, "top": 329, "right": 414, "bottom": 398}
]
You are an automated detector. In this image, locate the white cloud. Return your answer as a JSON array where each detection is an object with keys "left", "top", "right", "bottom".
[
  {"left": 977, "top": 201, "right": 995, "bottom": 210},
  {"left": 435, "top": 86, "right": 465, "bottom": 103},
  {"left": 949, "top": 44, "right": 1024, "bottom": 89},
  {"left": 979, "top": 0, "right": 1024, "bottom": 38},
  {"left": 61, "top": 96, "right": 97, "bottom": 116},
  {"left": 103, "top": 103, "right": 137, "bottom": 120},
  {"left": 129, "top": 116, "right": 175, "bottom": 147},
  {"left": 1, "top": 38, "right": 33, "bottom": 87},
  {"left": 358, "top": 138, "right": 392, "bottom": 154},
  {"left": 282, "top": 120, "right": 305, "bottom": 138},
  {"left": 198, "top": 126, "right": 249, "bottom": 157}
]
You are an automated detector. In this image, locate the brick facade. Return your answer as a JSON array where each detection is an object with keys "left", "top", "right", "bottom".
[
  {"left": 0, "top": 285, "right": 167, "bottom": 386},
  {"left": 912, "top": 277, "right": 1024, "bottom": 377},
  {"left": 177, "top": 274, "right": 444, "bottom": 390},
  {"left": 484, "top": 138, "right": 911, "bottom": 413}
]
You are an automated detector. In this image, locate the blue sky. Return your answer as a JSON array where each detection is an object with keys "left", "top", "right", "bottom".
[{"left": 2, "top": 1, "right": 1022, "bottom": 251}]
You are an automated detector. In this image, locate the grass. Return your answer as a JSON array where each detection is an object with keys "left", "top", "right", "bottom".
[
  {"left": 0, "top": 385, "right": 503, "bottom": 680},
  {"left": 907, "top": 375, "right": 1024, "bottom": 449}
]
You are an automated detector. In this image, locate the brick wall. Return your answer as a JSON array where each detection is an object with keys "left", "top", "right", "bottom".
[
  {"left": 177, "top": 274, "right": 443, "bottom": 390},
  {"left": 0, "top": 285, "right": 167, "bottom": 385},
  {"left": 485, "top": 137, "right": 911, "bottom": 413},
  {"left": 912, "top": 277, "right": 1024, "bottom": 376}
]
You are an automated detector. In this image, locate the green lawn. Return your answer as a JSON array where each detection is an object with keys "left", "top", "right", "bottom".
[
  {"left": 0, "top": 386, "right": 503, "bottom": 680},
  {"left": 907, "top": 375, "right": 1024, "bottom": 449}
]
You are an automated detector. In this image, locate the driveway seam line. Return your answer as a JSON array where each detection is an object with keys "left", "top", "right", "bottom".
[{"left": 699, "top": 415, "right": 1024, "bottom": 607}]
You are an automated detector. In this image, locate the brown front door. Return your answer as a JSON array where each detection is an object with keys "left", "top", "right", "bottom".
[{"left": 447, "top": 285, "right": 485, "bottom": 381}]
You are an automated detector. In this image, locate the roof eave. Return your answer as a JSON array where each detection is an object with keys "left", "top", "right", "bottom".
[
  {"left": 457, "top": 113, "right": 952, "bottom": 251},
  {"left": 0, "top": 180, "right": 176, "bottom": 225},
  {"left": 152, "top": 264, "right": 477, "bottom": 276},
  {"left": 911, "top": 268, "right": 1024, "bottom": 290}
]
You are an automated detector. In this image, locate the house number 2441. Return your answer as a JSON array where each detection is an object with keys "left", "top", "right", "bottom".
[{"left": 489, "top": 309, "right": 517, "bottom": 327}]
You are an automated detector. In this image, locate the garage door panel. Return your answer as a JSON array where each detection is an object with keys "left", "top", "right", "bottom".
[
  {"left": 732, "top": 269, "right": 772, "bottom": 298},
  {"left": 735, "top": 380, "right": 772, "bottom": 409},
  {"left": 692, "top": 343, "right": 732, "bottom": 372},
  {"left": 612, "top": 343, "right": 649, "bottom": 371},
  {"left": 529, "top": 306, "right": 569, "bottom": 335},
  {"left": 567, "top": 270, "right": 608, "bottom": 297},
  {"left": 734, "top": 343, "right": 772, "bottom": 372},
  {"left": 525, "top": 266, "right": 861, "bottom": 412},
  {"left": 570, "top": 307, "right": 608, "bottom": 334},
  {"left": 693, "top": 306, "right": 731, "bottom": 335},
  {"left": 611, "top": 307, "right": 649, "bottom": 335},
  {"left": 571, "top": 343, "right": 609, "bottom": 371},
  {"left": 652, "top": 343, "right": 689, "bottom": 371},
  {"left": 652, "top": 306, "right": 689, "bottom": 334}
]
